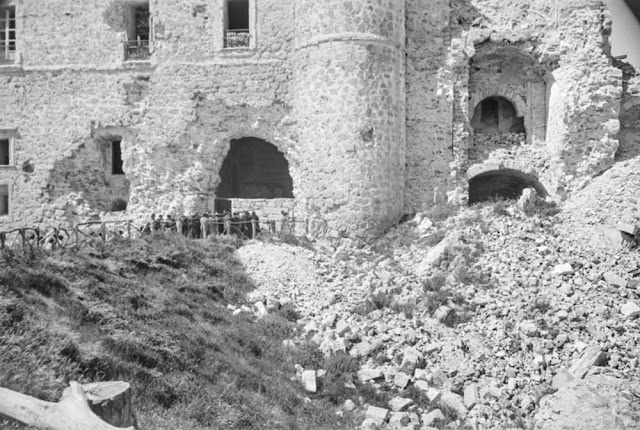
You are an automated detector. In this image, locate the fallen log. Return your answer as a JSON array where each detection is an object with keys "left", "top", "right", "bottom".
[{"left": 0, "top": 381, "right": 136, "bottom": 430}]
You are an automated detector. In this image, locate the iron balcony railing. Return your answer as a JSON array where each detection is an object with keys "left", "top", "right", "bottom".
[
  {"left": 124, "top": 39, "right": 150, "bottom": 61},
  {"left": 224, "top": 29, "right": 250, "bottom": 48}
]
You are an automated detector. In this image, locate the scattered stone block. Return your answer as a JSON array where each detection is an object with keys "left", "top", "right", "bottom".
[
  {"left": 336, "top": 319, "right": 351, "bottom": 336},
  {"left": 302, "top": 370, "right": 316, "bottom": 393},
  {"left": 621, "top": 301, "right": 640, "bottom": 319},
  {"left": 617, "top": 223, "right": 638, "bottom": 236},
  {"left": 520, "top": 321, "right": 539, "bottom": 337},
  {"left": 254, "top": 301, "right": 267, "bottom": 317},
  {"left": 480, "top": 385, "right": 503, "bottom": 400},
  {"left": 265, "top": 296, "right": 280, "bottom": 312},
  {"left": 431, "top": 368, "right": 448, "bottom": 387},
  {"left": 421, "top": 409, "right": 445, "bottom": 426},
  {"left": 603, "top": 272, "right": 627, "bottom": 288},
  {"left": 414, "top": 368, "right": 430, "bottom": 381},
  {"left": 389, "top": 396, "right": 413, "bottom": 412},
  {"left": 507, "top": 378, "right": 517, "bottom": 391},
  {"left": 388, "top": 411, "right": 410, "bottom": 427},
  {"left": 394, "top": 372, "right": 411, "bottom": 389},
  {"left": 350, "top": 341, "right": 378, "bottom": 358},
  {"left": 553, "top": 263, "right": 574, "bottom": 276},
  {"left": 569, "top": 345, "right": 605, "bottom": 379},
  {"left": 414, "top": 380, "right": 430, "bottom": 392},
  {"left": 552, "top": 368, "right": 575, "bottom": 389},
  {"left": 366, "top": 406, "right": 389, "bottom": 423},
  {"left": 423, "top": 343, "right": 441, "bottom": 355},
  {"left": 464, "top": 383, "right": 480, "bottom": 409},
  {"left": 343, "top": 399, "right": 356, "bottom": 411},
  {"left": 400, "top": 347, "right": 422, "bottom": 374},
  {"left": 439, "top": 391, "right": 468, "bottom": 419},
  {"left": 426, "top": 388, "right": 441, "bottom": 403},
  {"left": 361, "top": 418, "right": 380, "bottom": 430},
  {"left": 359, "top": 368, "right": 384, "bottom": 382},
  {"left": 434, "top": 306, "right": 454, "bottom": 326}
]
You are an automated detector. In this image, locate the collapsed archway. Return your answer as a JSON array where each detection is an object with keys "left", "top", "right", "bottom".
[
  {"left": 216, "top": 137, "right": 293, "bottom": 199},
  {"left": 471, "top": 96, "right": 525, "bottom": 135},
  {"left": 468, "top": 169, "right": 547, "bottom": 204}
]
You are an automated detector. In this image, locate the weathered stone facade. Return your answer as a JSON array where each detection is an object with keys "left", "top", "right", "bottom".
[{"left": 0, "top": 0, "right": 630, "bottom": 241}]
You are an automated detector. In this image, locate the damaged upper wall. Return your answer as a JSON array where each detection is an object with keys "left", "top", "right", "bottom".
[
  {"left": 0, "top": 0, "right": 297, "bottom": 231},
  {"left": 464, "top": 0, "right": 619, "bottom": 197}
]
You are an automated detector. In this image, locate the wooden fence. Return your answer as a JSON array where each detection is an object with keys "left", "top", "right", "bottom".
[{"left": 0, "top": 217, "right": 329, "bottom": 251}]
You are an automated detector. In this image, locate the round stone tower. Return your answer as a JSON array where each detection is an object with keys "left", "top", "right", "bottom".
[{"left": 292, "top": 0, "right": 406, "bottom": 241}]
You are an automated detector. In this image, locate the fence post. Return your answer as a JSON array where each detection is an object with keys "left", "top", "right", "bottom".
[
  {"left": 127, "top": 220, "right": 131, "bottom": 241},
  {"left": 251, "top": 220, "right": 256, "bottom": 239},
  {"left": 101, "top": 222, "right": 106, "bottom": 243},
  {"left": 20, "top": 228, "right": 26, "bottom": 249},
  {"left": 0, "top": 231, "right": 5, "bottom": 249},
  {"left": 74, "top": 226, "right": 79, "bottom": 249}
]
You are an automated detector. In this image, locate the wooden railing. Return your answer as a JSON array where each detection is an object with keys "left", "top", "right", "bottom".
[{"left": 0, "top": 217, "right": 329, "bottom": 251}]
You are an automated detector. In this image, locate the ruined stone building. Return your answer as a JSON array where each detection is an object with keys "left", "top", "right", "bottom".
[{"left": 0, "top": 0, "right": 637, "bottom": 240}]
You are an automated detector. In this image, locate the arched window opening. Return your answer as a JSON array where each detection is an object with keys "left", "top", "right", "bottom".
[
  {"left": 471, "top": 97, "right": 525, "bottom": 135},
  {"left": 217, "top": 137, "right": 293, "bottom": 199},
  {"left": 468, "top": 169, "right": 547, "bottom": 205}
]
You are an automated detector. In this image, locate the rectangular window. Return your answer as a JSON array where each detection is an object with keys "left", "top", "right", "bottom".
[
  {"left": 0, "top": 5, "right": 16, "bottom": 64},
  {"left": 112, "top": 140, "right": 124, "bottom": 175},
  {"left": 124, "top": 2, "right": 150, "bottom": 61},
  {"left": 225, "top": 0, "right": 250, "bottom": 48},
  {"left": 0, "top": 139, "right": 9, "bottom": 165},
  {"left": 0, "top": 184, "right": 8, "bottom": 216}
]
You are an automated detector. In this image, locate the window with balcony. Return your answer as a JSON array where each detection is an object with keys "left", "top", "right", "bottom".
[
  {"left": 125, "top": 2, "right": 150, "bottom": 61},
  {"left": 225, "top": 0, "right": 250, "bottom": 48},
  {"left": 0, "top": 5, "right": 16, "bottom": 65}
]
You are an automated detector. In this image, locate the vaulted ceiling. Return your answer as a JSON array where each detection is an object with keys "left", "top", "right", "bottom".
[{"left": 625, "top": 0, "right": 640, "bottom": 23}]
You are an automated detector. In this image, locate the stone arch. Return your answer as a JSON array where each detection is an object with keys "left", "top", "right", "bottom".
[
  {"left": 465, "top": 162, "right": 547, "bottom": 204},
  {"left": 471, "top": 96, "right": 526, "bottom": 135},
  {"left": 471, "top": 86, "right": 526, "bottom": 119},
  {"left": 216, "top": 137, "right": 294, "bottom": 199}
]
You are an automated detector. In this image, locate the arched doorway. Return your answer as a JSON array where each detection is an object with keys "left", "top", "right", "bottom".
[
  {"left": 468, "top": 169, "right": 547, "bottom": 204},
  {"left": 471, "top": 97, "right": 525, "bottom": 135},
  {"left": 216, "top": 137, "right": 293, "bottom": 199}
]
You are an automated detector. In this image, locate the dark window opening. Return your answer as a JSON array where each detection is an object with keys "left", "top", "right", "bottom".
[
  {"left": 0, "top": 139, "right": 9, "bottom": 165},
  {"left": 0, "top": 184, "right": 8, "bottom": 216},
  {"left": 125, "top": 2, "right": 150, "bottom": 60},
  {"left": 0, "top": 5, "right": 16, "bottom": 64},
  {"left": 225, "top": 0, "right": 250, "bottom": 48},
  {"left": 112, "top": 140, "right": 124, "bottom": 175},
  {"left": 217, "top": 137, "right": 293, "bottom": 199},
  {"left": 472, "top": 96, "right": 525, "bottom": 135},
  {"left": 468, "top": 169, "right": 547, "bottom": 205}
]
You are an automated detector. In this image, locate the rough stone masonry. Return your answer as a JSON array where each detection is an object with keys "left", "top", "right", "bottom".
[{"left": 0, "top": 0, "right": 631, "bottom": 241}]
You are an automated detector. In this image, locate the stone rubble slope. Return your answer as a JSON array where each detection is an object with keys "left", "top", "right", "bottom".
[{"left": 236, "top": 181, "right": 640, "bottom": 429}]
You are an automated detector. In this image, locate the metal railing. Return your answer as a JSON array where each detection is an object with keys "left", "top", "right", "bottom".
[
  {"left": 124, "top": 39, "right": 150, "bottom": 61},
  {"left": 0, "top": 217, "right": 329, "bottom": 252},
  {"left": 224, "top": 29, "right": 250, "bottom": 48}
]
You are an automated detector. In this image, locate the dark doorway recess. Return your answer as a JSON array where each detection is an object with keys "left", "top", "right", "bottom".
[
  {"left": 471, "top": 96, "right": 525, "bottom": 135},
  {"left": 217, "top": 137, "right": 293, "bottom": 199},
  {"left": 468, "top": 169, "right": 547, "bottom": 204}
]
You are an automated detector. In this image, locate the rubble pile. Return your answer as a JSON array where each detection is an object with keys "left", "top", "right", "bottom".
[{"left": 237, "top": 181, "right": 640, "bottom": 429}]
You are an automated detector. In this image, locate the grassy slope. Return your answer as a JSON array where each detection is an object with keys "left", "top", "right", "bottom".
[{"left": 0, "top": 234, "right": 360, "bottom": 430}]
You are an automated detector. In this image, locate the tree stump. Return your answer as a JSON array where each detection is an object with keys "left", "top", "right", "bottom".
[
  {"left": 0, "top": 381, "right": 136, "bottom": 430},
  {"left": 82, "top": 381, "right": 137, "bottom": 429}
]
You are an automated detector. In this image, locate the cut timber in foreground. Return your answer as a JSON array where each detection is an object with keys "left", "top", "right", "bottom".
[{"left": 0, "top": 381, "right": 136, "bottom": 430}]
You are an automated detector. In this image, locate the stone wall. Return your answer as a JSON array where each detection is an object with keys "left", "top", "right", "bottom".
[
  {"left": 227, "top": 198, "right": 296, "bottom": 221},
  {"left": 0, "top": 0, "right": 630, "bottom": 240},
  {"left": 292, "top": 0, "right": 406, "bottom": 240}
]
